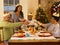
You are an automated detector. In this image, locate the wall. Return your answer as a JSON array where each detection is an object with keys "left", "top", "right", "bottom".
[
  {"left": 20, "top": 0, "right": 38, "bottom": 19},
  {"left": 28, "top": 0, "right": 38, "bottom": 16},
  {"left": 20, "top": 0, "right": 28, "bottom": 19},
  {"left": 0, "top": 0, "right": 60, "bottom": 20},
  {"left": 0, "top": 0, "right": 38, "bottom": 20},
  {"left": 20, "top": 0, "right": 60, "bottom": 19},
  {"left": 0, "top": 0, "right": 4, "bottom": 21},
  {"left": 40, "top": 0, "right": 60, "bottom": 20}
]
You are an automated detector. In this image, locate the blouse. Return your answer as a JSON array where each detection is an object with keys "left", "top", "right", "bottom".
[{"left": 45, "top": 23, "right": 60, "bottom": 37}]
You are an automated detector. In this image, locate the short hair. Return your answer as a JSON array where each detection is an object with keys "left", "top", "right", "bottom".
[{"left": 52, "top": 16, "right": 60, "bottom": 22}]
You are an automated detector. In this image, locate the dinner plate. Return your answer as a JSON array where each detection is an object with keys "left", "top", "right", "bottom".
[
  {"left": 13, "top": 33, "right": 25, "bottom": 37},
  {"left": 38, "top": 33, "right": 52, "bottom": 37}
]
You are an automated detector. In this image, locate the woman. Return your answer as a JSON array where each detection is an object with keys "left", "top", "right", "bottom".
[
  {"left": 10, "top": 4, "right": 24, "bottom": 31},
  {"left": 42, "top": 13, "right": 60, "bottom": 37},
  {"left": 10, "top": 4, "right": 24, "bottom": 22}
]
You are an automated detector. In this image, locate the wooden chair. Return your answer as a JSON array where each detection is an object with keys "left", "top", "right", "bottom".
[
  {"left": 0, "top": 27, "right": 7, "bottom": 45},
  {"left": 0, "top": 27, "right": 4, "bottom": 41}
]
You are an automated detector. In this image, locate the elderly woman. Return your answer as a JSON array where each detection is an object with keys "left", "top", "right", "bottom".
[{"left": 0, "top": 13, "right": 27, "bottom": 44}]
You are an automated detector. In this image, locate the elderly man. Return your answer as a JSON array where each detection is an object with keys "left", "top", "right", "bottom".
[{"left": 0, "top": 13, "right": 27, "bottom": 44}]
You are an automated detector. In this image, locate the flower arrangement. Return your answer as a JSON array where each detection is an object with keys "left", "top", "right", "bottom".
[{"left": 51, "top": 1, "right": 60, "bottom": 15}]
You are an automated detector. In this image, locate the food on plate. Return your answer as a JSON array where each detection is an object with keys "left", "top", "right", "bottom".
[
  {"left": 14, "top": 33, "right": 25, "bottom": 37},
  {"left": 38, "top": 33, "right": 52, "bottom": 37},
  {"left": 17, "top": 33, "right": 24, "bottom": 36}
]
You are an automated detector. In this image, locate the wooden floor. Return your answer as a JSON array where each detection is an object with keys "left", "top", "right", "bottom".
[
  {"left": 0, "top": 43, "right": 7, "bottom": 45},
  {"left": 0, "top": 37, "right": 5, "bottom": 45}
]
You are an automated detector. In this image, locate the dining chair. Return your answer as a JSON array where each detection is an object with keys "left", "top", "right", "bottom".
[{"left": 0, "top": 27, "right": 4, "bottom": 41}]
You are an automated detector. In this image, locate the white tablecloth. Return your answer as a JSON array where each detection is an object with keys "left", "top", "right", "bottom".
[{"left": 10, "top": 33, "right": 56, "bottom": 40}]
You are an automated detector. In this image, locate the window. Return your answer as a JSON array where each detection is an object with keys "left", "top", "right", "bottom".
[{"left": 4, "top": 0, "right": 20, "bottom": 13}]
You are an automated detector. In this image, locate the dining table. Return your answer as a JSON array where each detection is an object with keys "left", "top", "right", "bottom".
[{"left": 8, "top": 30, "right": 60, "bottom": 45}]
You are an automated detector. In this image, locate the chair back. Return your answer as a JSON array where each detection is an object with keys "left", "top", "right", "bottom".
[{"left": 0, "top": 27, "right": 4, "bottom": 41}]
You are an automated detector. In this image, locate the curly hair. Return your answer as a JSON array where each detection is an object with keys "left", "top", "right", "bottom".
[{"left": 52, "top": 16, "right": 59, "bottom": 22}]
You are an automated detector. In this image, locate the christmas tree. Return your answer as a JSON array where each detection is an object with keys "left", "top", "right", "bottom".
[{"left": 36, "top": 5, "right": 49, "bottom": 23}]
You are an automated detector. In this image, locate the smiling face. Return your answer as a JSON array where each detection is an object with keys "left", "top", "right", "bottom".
[
  {"left": 4, "top": 15, "right": 10, "bottom": 21},
  {"left": 50, "top": 17, "right": 56, "bottom": 24},
  {"left": 17, "top": 5, "right": 22, "bottom": 12},
  {"left": 14, "top": 5, "right": 22, "bottom": 12},
  {"left": 28, "top": 15, "right": 32, "bottom": 20}
]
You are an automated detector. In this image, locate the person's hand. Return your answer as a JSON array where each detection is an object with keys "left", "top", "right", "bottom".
[
  {"left": 19, "top": 18, "right": 26, "bottom": 22},
  {"left": 23, "top": 21, "right": 29, "bottom": 25},
  {"left": 34, "top": 21, "right": 42, "bottom": 26}
]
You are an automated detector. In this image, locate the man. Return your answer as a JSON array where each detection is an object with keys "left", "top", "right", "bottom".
[{"left": 0, "top": 13, "right": 27, "bottom": 44}]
